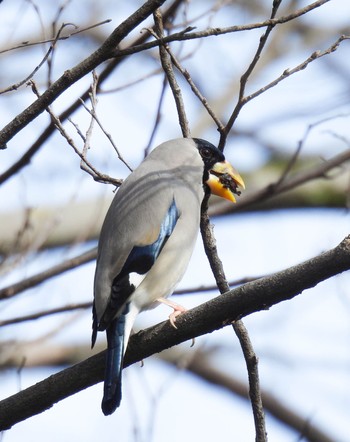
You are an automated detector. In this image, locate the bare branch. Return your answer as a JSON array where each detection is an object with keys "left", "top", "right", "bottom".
[
  {"left": 274, "top": 115, "right": 350, "bottom": 189},
  {"left": 153, "top": 9, "right": 190, "bottom": 137},
  {"left": 163, "top": 45, "right": 225, "bottom": 132},
  {"left": 46, "top": 101, "right": 122, "bottom": 186},
  {"left": 0, "top": 303, "right": 91, "bottom": 327},
  {"left": 28, "top": 75, "right": 124, "bottom": 186},
  {"left": 244, "top": 35, "right": 350, "bottom": 105},
  {"left": 0, "top": 274, "right": 262, "bottom": 327}
]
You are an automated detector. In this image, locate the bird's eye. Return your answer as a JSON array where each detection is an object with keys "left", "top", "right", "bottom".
[{"left": 201, "top": 148, "right": 212, "bottom": 158}]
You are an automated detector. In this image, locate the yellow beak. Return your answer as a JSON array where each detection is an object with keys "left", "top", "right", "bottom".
[{"left": 206, "top": 160, "right": 245, "bottom": 203}]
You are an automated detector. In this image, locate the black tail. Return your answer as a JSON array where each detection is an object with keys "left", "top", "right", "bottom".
[{"left": 101, "top": 312, "right": 127, "bottom": 415}]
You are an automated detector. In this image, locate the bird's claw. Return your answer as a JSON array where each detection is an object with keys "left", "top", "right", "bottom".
[
  {"left": 169, "top": 308, "right": 187, "bottom": 329},
  {"left": 156, "top": 297, "right": 187, "bottom": 329}
]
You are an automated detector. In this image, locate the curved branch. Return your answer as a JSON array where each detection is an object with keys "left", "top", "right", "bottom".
[{"left": 1, "top": 235, "right": 350, "bottom": 430}]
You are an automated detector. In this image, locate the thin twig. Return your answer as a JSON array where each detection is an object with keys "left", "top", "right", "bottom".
[
  {"left": 219, "top": 0, "right": 283, "bottom": 150},
  {"left": 144, "top": 75, "right": 168, "bottom": 157},
  {"left": 153, "top": 9, "right": 191, "bottom": 137},
  {"left": 81, "top": 73, "right": 97, "bottom": 169},
  {"left": 78, "top": 74, "right": 133, "bottom": 171},
  {"left": 47, "top": 3, "right": 72, "bottom": 87},
  {"left": 47, "top": 107, "right": 121, "bottom": 185},
  {"left": 27, "top": 79, "right": 123, "bottom": 186},
  {"left": 162, "top": 45, "right": 225, "bottom": 132},
  {"left": 0, "top": 23, "right": 76, "bottom": 95},
  {"left": 273, "top": 114, "right": 348, "bottom": 189},
  {"left": 0, "top": 19, "right": 112, "bottom": 54},
  {"left": 244, "top": 35, "right": 350, "bottom": 105}
]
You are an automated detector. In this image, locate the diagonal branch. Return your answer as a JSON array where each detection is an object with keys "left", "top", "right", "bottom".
[{"left": 1, "top": 235, "right": 349, "bottom": 430}]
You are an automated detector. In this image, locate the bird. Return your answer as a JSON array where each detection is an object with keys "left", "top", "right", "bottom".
[{"left": 92, "top": 137, "right": 244, "bottom": 415}]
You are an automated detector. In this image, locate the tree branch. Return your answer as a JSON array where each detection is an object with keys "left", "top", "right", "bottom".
[
  {"left": 1, "top": 235, "right": 349, "bottom": 430},
  {"left": 153, "top": 9, "right": 190, "bottom": 137}
]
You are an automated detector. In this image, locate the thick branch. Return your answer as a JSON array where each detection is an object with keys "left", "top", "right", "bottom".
[{"left": 1, "top": 236, "right": 350, "bottom": 430}]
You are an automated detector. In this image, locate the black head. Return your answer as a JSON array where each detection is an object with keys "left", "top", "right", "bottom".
[{"left": 193, "top": 138, "right": 225, "bottom": 179}]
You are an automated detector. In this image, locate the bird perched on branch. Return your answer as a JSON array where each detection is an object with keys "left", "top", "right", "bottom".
[{"left": 92, "top": 137, "right": 244, "bottom": 415}]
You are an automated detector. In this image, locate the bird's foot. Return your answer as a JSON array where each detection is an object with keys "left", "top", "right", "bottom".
[{"left": 156, "top": 298, "right": 187, "bottom": 329}]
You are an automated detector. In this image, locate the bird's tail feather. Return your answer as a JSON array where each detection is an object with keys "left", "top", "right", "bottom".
[{"left": 101, "top": 310, "right": 127, "bottom": 415}]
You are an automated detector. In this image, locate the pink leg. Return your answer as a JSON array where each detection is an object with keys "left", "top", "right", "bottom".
[{"left": 156, "top": 297, "right": 187, "bottom": 329}]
